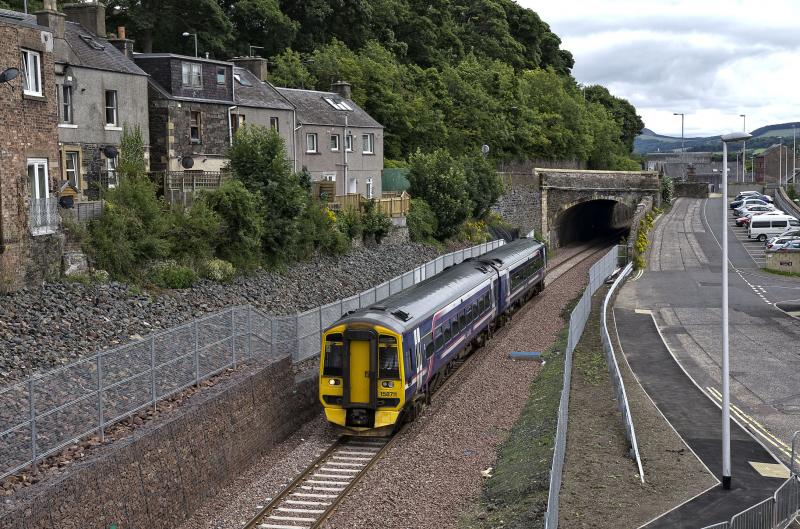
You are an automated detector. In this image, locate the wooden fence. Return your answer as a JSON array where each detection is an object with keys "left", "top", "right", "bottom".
[
  {"left": 328, "top": 192, "right": 410, "bottom": 217},
  {"left": 151, "top": 171, "right": 231, "bottom": 207}
]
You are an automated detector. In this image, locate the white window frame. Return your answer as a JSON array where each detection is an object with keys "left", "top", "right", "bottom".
[
  {"left": 65, "top": 151, "right": 80, "bottom": 190},
  {"left": 330, "top": 134, "right": 340, "bottom": 152},
  {"left": 182, "top": 62, "right": 202, "bottom": 88},
  {"left": 190, "top": 111, "right": 202, "bottom": 143},
  {"left": 270, "top": 116, "right": 279, "bottom": 131},
  {"left": 345, "top": 133, "right": 353, "bottom": 152},
  {"left": 323, "top": 173, "right": 336, "bottom": 182},
  {"left": 60, "top": 84, "right": 73, "bottom": 124},
  {"left": 105, "top": 90, "right": 118, "bottom": 126},
  {"left": 21, "top": 49, "right": 42, "bottom": 97},
  {"left": 362, "top": 133, "right": 374, "bottom": 154},
  {"left": 28, "top": 158, "right": 54, "bottom": 235},
  {"left": 366, "top": 177, "right": 374, "bottom": 199},
  {"left": 306, "top": 133, "right": 318, "bottom": 153},
  {"left": 106, "top": 156, "right": 118, "bottom": 189}
]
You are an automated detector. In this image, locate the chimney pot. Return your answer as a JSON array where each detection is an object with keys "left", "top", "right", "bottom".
[
  {"left": 331, "top": 81, "right": 352, "bottom": 100},
  {"left": 117, "top": 26, "right": 126, "bottom": 40}
]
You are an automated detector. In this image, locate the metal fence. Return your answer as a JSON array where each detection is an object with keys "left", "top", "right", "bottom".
[
  {"left": 0, "top": 240, "right": 504, "bottom": 480},
  {"left": 600, "top": 262, "right": 645, "bottom": 482},
  {"left": 545, "top": 246, "right": 619, "bottom": 529},
  {"left": 699, "top": 475, "right": 800, "bottom": 529},
  {"left": 29, "top": 197, "right": 60, "bottom": 235}
]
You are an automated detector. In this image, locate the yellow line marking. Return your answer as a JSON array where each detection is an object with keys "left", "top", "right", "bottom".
[
  {"left": 749, "top": 462, "right": 790, "bottom": 478},
  {"left": 634, "top": 309, "right": 653, "bottom": 315}
]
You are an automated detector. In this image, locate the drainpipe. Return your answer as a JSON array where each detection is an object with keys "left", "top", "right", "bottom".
[
  {"left": 227, "top": 105, "right": 238, "bottom": 146},
  {"left": 292, "top": 109, "right": 299, "bottom": 173},
  {"left": 344, "top": 115, "right": 349, "bottom": 196}
]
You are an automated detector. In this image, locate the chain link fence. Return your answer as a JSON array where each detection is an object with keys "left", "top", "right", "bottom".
[
  {"left": 0, "top": 240, "right": 504, "bottom": 481},
  {"left": 545, "top": 246, "right": 619, "bottom": 529}
]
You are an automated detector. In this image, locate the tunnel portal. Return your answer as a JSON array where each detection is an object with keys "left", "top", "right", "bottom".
[{"left": 553, "top": 199, "right": 632, "bottom": 247}]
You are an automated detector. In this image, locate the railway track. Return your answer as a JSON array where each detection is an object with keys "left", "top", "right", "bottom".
[{"left": 243, "top": 237, "right": 617, "bottom": 529}]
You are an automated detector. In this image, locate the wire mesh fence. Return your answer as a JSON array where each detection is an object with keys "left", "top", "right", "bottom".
[
  {"left": 545, "top": 246, "right": 619, "bottom": 529},
  {"left": 0, "top": 240, "right": 504, "bottom": 481},
  {"left": 600, "top": 262, "right": 645, "bottom": 482}
]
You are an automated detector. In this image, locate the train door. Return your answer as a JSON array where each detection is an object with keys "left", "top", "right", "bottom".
[{"left": 342, "top": 329, "right": 378, "bottom": 414}]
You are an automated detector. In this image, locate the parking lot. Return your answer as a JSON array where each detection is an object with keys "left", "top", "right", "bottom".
[{"left": 728, "top": 211, "right": 767, "bottom": 267}]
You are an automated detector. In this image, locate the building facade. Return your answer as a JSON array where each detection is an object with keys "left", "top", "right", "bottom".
[
  {"left": 0, "top": 10, "right": 62, "bottom": 291},
  {"left": 278, "top": 83, "right": 384, "bottom": 198},
  {"left": 755, "top": 144, "right": 791, "bottom": 185}
]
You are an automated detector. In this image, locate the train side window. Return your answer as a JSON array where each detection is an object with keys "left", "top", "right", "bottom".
[
  {"left": 425, "top": 341, "right": 434, "bottom": 358},
  {"left": 444, "top": 322, "right": 452, "bottom": 342},
  {"left": 323, "top": 336, "right": 343, "bottom": 377},
  {"left": 435, "top": 329, "right": 444, "bottom": 350},
  {"left": 459, "top": 311, "right": 466, "bottom": 330},
  {"left": 452, "top": 316, "right": 460, "bottom": 334}
]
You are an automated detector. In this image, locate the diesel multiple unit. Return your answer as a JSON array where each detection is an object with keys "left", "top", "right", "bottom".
[{"left": 319, "top": 238, "right": 546, "bottom": 436}]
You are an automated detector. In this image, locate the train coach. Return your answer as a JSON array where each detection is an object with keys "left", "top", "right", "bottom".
[{"left": 319, "top": 237, "right": 546, "bottom": 436}]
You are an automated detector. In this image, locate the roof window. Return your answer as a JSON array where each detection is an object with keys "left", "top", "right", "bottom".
[
  {"left": 323, "top": 96, "right": 353, "bottom": 111},
  {"left": 233, "top": 72, "right": 252, "bottom": 86},
  {"left": 79, "top": 34, "right": 105, "bottom": 50}
]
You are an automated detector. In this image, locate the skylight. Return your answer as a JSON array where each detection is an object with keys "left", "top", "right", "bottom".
[
  {"left": 79, "top": 34, "right": 105, "bottom": 50},
  {"left": 233, "top": 73, "right": 252, "bottom": 87},
  {"left": 324, "top": 96, "right": 353, "bottom": 111}
]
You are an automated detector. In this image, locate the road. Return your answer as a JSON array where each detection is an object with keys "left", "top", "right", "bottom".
[{"left": 617, "top": 196, "right": 800, "bottom": 468}]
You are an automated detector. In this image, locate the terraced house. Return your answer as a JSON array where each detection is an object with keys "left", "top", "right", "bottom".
[
  {"left": 0, "top": 7, "right": 61, "bottom": 291},
  {"left": 12, "top": 0, "right": 150, "bottom": 202}
]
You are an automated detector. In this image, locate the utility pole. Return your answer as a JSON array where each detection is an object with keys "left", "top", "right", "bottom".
[
  {"left": 740, "top": 114, "right": 746, "bottom": 186},
  {"left": 673, "top": 113, "right": 685, "bottom": 154}
]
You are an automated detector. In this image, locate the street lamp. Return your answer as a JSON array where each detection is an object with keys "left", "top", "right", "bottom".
[
  {"left": 740, "top": 114, "right": 746, "bottom": 185},
  {"left": 673, "top": 112, "right": 685, "bottom": 154},
  {"left": 779, "top": 137, "right": 784, "bottom": 187},
  {"left": 182, "top": 32, "right": 198, "bottom": 58},
  {"left": 721, "top": 130, "right": 752, "bottom": 491}
]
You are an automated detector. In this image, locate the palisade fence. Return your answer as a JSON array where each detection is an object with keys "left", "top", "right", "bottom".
[
  {"left": 545, "top": 246, "right": 619, "bottom": 529},
  {"left": 0, "top": 240, "right": 504, "bottom": 481}
]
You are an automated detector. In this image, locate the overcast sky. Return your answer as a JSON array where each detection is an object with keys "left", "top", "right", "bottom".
[{"left": 519, "top": 0, "right": 800, "bottom": 137}]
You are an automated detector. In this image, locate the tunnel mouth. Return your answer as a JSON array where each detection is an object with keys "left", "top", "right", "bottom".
[{"left": 554, "top": 199, "right": 632, "bottom": 247}]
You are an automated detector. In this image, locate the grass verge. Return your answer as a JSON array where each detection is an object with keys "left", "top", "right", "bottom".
[{"left": 762, "top": 267, "right": 800, "bottom": 279}]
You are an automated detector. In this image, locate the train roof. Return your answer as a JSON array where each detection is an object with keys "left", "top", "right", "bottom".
[{"left": 332, "top": 238, "right": 545, "bottom": 334}]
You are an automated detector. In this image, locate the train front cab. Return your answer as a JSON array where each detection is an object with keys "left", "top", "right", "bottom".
[{"left": 319, "top": 324, "right": 405, "bottom": 436}]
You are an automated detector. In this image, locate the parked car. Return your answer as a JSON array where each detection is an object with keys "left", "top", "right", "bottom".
[
  {"left": 730, "top": 193, "right": 773, "bottom": 209},
  {"left": 774, "top": 241, "right": 800, "bottom": 252},
  {"left": 748, "top": 215, "right": 800, "bottom": 241},
  {"left": 766, "top": 236, "right": 800, "bottom": 251},
  {"left": 766, "top": 229, "right": 800, "bottom": 246},
  {"left": 734, "top": 199, "right": 772, "bottom": 216},
  {"left": 735, "top": 205, "right": 777, "bottom": 225}
]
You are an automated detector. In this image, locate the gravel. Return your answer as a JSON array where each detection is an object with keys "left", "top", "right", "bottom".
[{"left": 0, "top": 242, "right": 448, "bottom": 386}]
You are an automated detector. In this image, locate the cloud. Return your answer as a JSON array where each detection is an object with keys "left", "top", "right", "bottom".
[{"left": 519, "top": 0, "right": 800, "bottom": 136}]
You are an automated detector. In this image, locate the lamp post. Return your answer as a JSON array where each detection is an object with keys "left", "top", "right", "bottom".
[
  {"left": 779, "top": 137, "right": 784, "bottom": 187},
  {"left": 794, "top": 125, "right": 797, "bottom": 185},
  {"left": 721, "top": 131, "right": 752, "bottom": 491},
  {"left": 182, "top": 32, "right": 198, "bottom": 58},
  {"left": 674, "top": 112, "right": 685, "bottom": 154},
  {"left": 740, "top": 114, "right": 746, "bottom": 185}
]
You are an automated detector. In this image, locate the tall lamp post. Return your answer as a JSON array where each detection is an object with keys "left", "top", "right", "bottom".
[
  {"left": 779, "top": 137, "right": 784, "bottom": 187},
  {"left": 740, "top": 114, "right": 746, "bottom": 185},
  {"left": 793, "top": 125, "right": 796, "bottom": 185},
  {"left": 674, "top": 112, "right": 685, "bottom": 154},
  {"left": 182, "top": 32, "right": 198, "bottom": 58},
  {"left": 721, "top": 131, "right": 752, "bottom": 490}
]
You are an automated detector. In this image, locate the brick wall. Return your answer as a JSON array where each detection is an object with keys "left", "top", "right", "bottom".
[
  {"left": 0, "top": 21, "right": 60, "bottom": 292},
  {"left": 0, "top": 358, "right": 322, "bottom": 529}
]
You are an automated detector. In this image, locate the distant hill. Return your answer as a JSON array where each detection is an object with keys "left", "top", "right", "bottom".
[{"left": 634, "top": 122, "right": 800, "bottom": 155}]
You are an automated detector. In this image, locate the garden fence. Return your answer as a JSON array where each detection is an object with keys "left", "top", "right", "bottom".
[
  {"left": 545, "top": 246, "right": 619, "bottom": 529},
  {"left": 0, "top": 240, "right": 504, "bottom": 481}
]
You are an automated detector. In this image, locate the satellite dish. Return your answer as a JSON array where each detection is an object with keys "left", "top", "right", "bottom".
[
  {"left": 0, "top": 68, "right": 20, "bottom": 84},
  {"left": 181, "top": 156, "right": 194, "bottom": 169}
]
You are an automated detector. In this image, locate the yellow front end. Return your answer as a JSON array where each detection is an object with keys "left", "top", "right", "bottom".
[{"left": 319, "top": 324, "right": 405, "bottom": 436}]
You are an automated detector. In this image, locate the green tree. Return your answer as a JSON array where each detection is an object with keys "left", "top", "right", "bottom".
[
  {"left": 407, "top": 149, "right": 472, "bottom": 240},
  {"left": 268, "top": 49, "right": 315, "bottom": 89},
  {"left": 463, "top": 154, "right": 503, "bottom": 219},
  {"left": 118, "top": 125, "right": 148, "bottom": 179},
  {"left": 225, "top": 0, "right": 298, "bottom": 58}
]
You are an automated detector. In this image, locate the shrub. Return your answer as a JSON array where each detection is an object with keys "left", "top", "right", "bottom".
[
  {"left": 200, "top": 180, "right": 265, "bottom": 272},
  {"left": 463, "top": 154, "right": 503, "bottom": 219},
  {"left": 661, "top": 176, "right": 675, "bottom": 206},
  {"left": 117, "top": 125, "right": 148, "bottom": 179},
  {"left": 361, "top": 201, "right": 393, "bottom": 244},
  {"left": 407, "top": 198, "right": 438, "bottom": 243},
  {"left": 167, "top": 202, "right": 221, "bottom": 266},
  {"left": 456, "top": 219, "right": 490, "bottom": 243},
  {"left": 336, "top": 207, "right": 363, "bottom": 240},
  {"left": 149, "top": 260, "right": 197, "bottom": 289},
  {"left": 203, "top": 258, "right": 236, "bottom": 283},
  {"left": 295, "top": 200, "right": 350, "bottom": 258}
]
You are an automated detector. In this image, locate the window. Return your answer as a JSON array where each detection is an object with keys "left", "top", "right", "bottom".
[
  {"left": 378, "top": 336, "right": 400, "bottom": 379},
  {"left": 330, "top": 134, "right": 340, "bottom": 152},
  {"left": 752, "top": 220, "right": 769, "bottom": 228},
  {"left": 216, "top": 67, "right": 226, "bottom": 84},
  {"left": 269, "top": 117, "right": 279, "bottom": 132},
  {"left": 28, "top": 158, "right": 54, "bottom": 234},
  {"left": 20, "top": 49, "right": 42, "bottom": 96},
  {"left": 190, "top": 111, "right": 202, "bottom": 143},
  {"left": 182, "top": 62, "right": 202, "bottom": 87},
  {"left": 345, "top": 133, "right": 353, "bottom": 152},
  {"left": 323, "top": 173, "right": 336, "bottom": 182},
  {"left": 434, "top": 329, "right": 444, "bottom": 351},
  {"left": 425, "top": 341, "right": 434, "bottom": 359},
  {"left": 105, "top": 90, "right": 118, "bottom": 126},
  {"left": 362, "top": 133, "right": 374, "bottom": 154},
  {"left": 27, "top": 159, "right": 49, "bottom": 200},
  {"left": 323, "top": 96, "right": 353, "bottom": 111},
  {"left": 306, "top": 133, "right": 318, "bottom": 153},
  {"left": 365, "top": 177, "right": 374, "bottom": 199},
  {"left": 105, "top": 156, "right": 118, "bottom": 188},
  {"left": 231, "top": 113, "right": 245, "bottom": 136},
  {"left": 60, "top": 85, "right": 73, "bottom": 123},
  {"left": 444, "top": 322, "right": 452, "bottom": 342},
  {"left": 773, "top": 220, "right": 788, "bottom": 228},
  {"left": 323, "top": 334, "right": 344, "bottom": 377},
  {"left": 65, "top": 152, "right": 80, "bottom": 189}
]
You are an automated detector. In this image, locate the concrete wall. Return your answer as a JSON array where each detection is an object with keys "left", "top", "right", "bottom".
[
  {"left": 0, "top": 358, "right": 321, "bottom": 529},
  {"left": 766, "top": 251, "right": 800, "bottom": 275}
]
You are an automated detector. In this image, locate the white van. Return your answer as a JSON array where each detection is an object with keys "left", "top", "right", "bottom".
[{"left": 748, "top": 215, "right": 800, "bottom": 241}]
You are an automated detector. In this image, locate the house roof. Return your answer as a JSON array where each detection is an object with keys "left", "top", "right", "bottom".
[
  {"left": 233, "top": 68, "right": 293, "bottom": 111},
  {"left": 757, "top": 144, "right": 786, "bottom": 157},
  {"left": 0, "top": 8, "right": 147, "bottom": 77},
  {"left": 277, "top": 87, "right": 382, "bottom": 129},
  {"left": 0, "top": 8, "right": 48, "bottom": 30}
]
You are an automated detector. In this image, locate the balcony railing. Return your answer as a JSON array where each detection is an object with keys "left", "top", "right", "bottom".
[{"left": 29, "top": 197, "right": 60, "bottom": 235}]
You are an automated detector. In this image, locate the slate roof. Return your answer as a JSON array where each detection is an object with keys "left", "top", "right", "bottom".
[
  {"left": 277, "top": 87, "right": 382, "bottom": 129},
  {"left": 233, "top": 68, "right": 293, "bottom": 111},
  {"left": 0, "top": 8, "right": 146, "bottom": 77}
]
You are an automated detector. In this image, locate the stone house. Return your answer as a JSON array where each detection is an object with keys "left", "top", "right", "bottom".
[
  {"left": 14, "top": 1, "right": 150, "bottom": 201},
  {"left": 755, "top": 144, "right": 791, "bottom": 185},
  {"left": 0, "top": 9, "right": 62, "bottom": 291},
  {"left": 277, "top": 82, "right": 384, "bottom": 198}
]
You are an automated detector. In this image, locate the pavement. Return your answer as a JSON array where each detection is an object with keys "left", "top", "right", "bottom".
[{"left": 614, "top": 197, "right": 800, "bottom": 527}]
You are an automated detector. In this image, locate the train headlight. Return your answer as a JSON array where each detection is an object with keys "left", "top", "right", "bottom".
[
  {"left": 381, "top": 381, "right": 393, "bottom": 388},
  {"left": 328, "top": 378, "right": 340, "bottom": 386}
]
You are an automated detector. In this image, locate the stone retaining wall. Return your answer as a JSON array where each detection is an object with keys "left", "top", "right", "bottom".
[
  {"left": 0, "top": 357, "right": 321, "bottom": 529},
  {"left": 766, "top": 251, "right": 800, "bottom": 275},
  {"left": 674, "top": 182, "right": 710, "bottom": 199}
]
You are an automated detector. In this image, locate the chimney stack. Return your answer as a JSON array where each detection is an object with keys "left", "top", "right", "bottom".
[
  {"left": 36, "top": 0, "right": 66, "bottom": 39},
  {"left": 331, "top": 81, "right": 352, "bottom": 100},
  {"left": 63, "top": 1, "right": 106, "bottom": 37},
  {"left": 108, "top": 26, "right": 135, "bottom": 58},
  {"left": 230, "top": 57, "right": 268, "bottom": 82}
]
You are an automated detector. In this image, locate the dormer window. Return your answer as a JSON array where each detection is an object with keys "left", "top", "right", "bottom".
[
  {"left": 216, "top": 67, "right": 226, "bottom": 84},
  {"left": 182, "top": 62, "right": 202, "bottom": 88}
]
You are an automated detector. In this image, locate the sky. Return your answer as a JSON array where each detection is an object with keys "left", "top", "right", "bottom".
[{"left": 519, "top": 0, "right": 800, "bottom": 138}]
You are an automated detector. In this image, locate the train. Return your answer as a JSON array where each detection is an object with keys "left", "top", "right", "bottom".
[{"left": 318, "top": 237, "right": 546, "bottom": 436}]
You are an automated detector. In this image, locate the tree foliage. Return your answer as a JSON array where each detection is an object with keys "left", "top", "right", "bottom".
[{"left": 408, "top": 149, "right": 472, "bottom": 240}]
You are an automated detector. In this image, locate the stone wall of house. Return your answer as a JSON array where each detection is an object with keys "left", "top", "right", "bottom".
[
  {"left": 0, "top": 357, "right": 322, "bottom": 529},
  {"left": 0, "top": 21, "right": 60, "bottom": 292}
]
